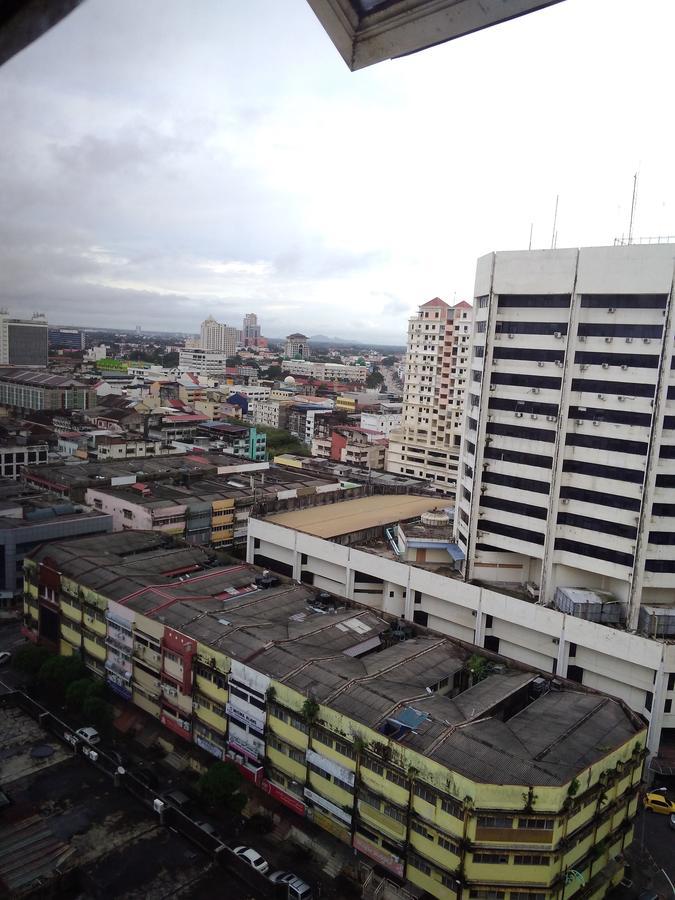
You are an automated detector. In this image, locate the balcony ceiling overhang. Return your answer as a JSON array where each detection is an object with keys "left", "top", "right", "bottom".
[{"left": 306, "top": 0, "right": 565, "bottom": 70}]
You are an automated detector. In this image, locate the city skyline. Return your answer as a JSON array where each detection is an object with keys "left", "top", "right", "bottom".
[{"left": 2, "top": 0, "right": 675, "bottom": 342}]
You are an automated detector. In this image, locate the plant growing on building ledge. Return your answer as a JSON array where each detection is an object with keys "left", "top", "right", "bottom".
[
  {"left": 266, "top": 685, "right": 276, "bottom": 703},
  {"left": 467, "top": 654, "right": 489, "bottom": 684},
  {"left": 302, "top": 697, "right": 319, "bottom": 723},
  {"left": 567, "top": 777, "right": 580, "bottom": 797},
  {"left": 521, "top": 785, "right": 538, "bottom": 811}
]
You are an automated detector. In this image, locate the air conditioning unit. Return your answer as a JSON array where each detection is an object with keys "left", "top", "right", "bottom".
[
  {"left": 602, "top": 362, "right": 609, "bottom": 369},
  {"left": 579, "top": 335, "right": 587, "bottom": 342},
  {"left": 626, "top": 337, "right": 633, "bottom": 343},
  {"left": 531, "top": 414, "right": 538, "bottom": 420},
  {"left": 621, "top": 364, "right": 628, "bottom": 370},
  {"left": 580, "top": 364, "right": 588, "bottom": 371},
  {"left": 597, "top": 393, "right": 605, "bottom": 400},
  {"left": 508, "top": 333, "right": 514, "bottom": 340},
  {"left": 490, "top": 385, "right": 496, "bottom": 391},
  {"left": 547, "top": 415, "right": 556, "bottom": 422},
  {"left": 593, "top": 420, "right": 600, "bottom": 426},
  {"left": 515, "top": 412, "right": 523, "bottom": 418},
  {"left": 532, "top": 388, "right": 540, "bottom": 394},
  {"left": 644, "top": 338, "right": 652, "bottom": 344},
  {"left": 618, "top": 395, "right": 625, "bottom": 402},
  {"left": 537, "top": 361, "right": 545, "bottom": 367},
  {"left": 608, "top": 307, "right": 616, "bottom": 313},
  {"left": 605, "top": 337, "right": 613, "bottom": 344},
  {"left": 576, "top": 419, "right": 583, "bottom": 425},
  {"left": 554, "top": 331, "right": 562, "bottom": 339},
  {"left": 560, "top": 498, "right": 569, "bottom": 504}
]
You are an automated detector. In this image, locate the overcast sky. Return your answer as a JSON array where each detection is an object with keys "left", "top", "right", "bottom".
[{"left": 1, "top": 0, "right": 674, "bottom": 343}]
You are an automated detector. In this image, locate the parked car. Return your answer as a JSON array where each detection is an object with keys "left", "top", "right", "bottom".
[
  {"left": 0, "top": 651, "right": 11, "bottom": 666},
  {"left": 163, "top": 789, "right": 191, "bottom": 809},
  {"left": 232, "top": 846, "right": 270, "bottom": 874},
  {"left": 75, "top": 726, "right": 100, "bottom": 745},
  {"left": 644, "top": 791, "right": 675, "bottom": 814},
  {"left": 269, "top": 871, "right": 313, "bottom": 900},
  {"left": 194, "top": 819, "right": 219, "bottom": 838}
]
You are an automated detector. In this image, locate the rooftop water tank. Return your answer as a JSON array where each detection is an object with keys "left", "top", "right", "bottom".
[{"left": 420, "top": 508, "right": 451, "bottom": 527}]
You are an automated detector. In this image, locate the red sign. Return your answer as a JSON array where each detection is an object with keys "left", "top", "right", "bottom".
[
  {"left": 261, "top": 778, "right": 306, "bottom": 817},
  {"left": 353, "top": 833, "right": 404, "bottom": 878}
]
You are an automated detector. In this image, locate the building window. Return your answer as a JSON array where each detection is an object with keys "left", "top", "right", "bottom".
[
  {"left": 514, "top": 855, "right": 549, "bottom": 865},
  {"left": 517, "top": 817, "right": 553, "bottom": 830},
  {"left": 473, "top": 852, "right": 509, "bottom": 864},
  {"left": 123, "top": 509, "right": 133, "bottom": 520}
]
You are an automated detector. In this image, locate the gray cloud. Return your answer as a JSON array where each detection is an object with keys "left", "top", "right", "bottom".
[{"left": 0, "top": 0, "right": 674, "bottom": 344}]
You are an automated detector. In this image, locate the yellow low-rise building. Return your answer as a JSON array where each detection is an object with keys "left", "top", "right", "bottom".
[{"left": 24, "top": 531, "right": 647, "bottom": 900}]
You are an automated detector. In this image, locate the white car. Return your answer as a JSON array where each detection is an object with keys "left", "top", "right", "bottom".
[
  {"left": 269, "top": 871, "right": 313, "bottom": 900},
  {"left": 0, "top": 651, "right": 10, "bottom": 666},
  {"left": 232, "top": 846, "right": 270, "bottom": 875},
  {"left": 75, "top": 726, "right": 100, "bottom": 745}
]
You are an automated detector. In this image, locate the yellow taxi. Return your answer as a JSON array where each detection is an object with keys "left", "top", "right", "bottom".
[{"left": 643, "top": 791, "right": 675, "bottom": 814}]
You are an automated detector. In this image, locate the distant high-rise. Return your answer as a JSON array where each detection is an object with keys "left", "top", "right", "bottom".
[
  {"left": 386, "top": 298, "right": 472, "bottom": 490},
  {"left": 457, "top": 244, "right": 675, "bottom": 627},
  {"left": 243, "top": 313, "right": 261, "bottom": 347},
  {"left": 0, "top": 311, "right": 48, "bottom": 367},
  {"left": 49, "top": 327, "right": 86, "bottom": 351},
  {"left": 285, "top": 333, "right": 309, "bottom": 359},
  {"left": 200, "top": 316, "right": 237, "bottom": 357}
]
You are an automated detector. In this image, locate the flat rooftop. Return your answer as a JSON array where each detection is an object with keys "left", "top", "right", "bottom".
[{"left": 265, "top": 494, "right": 436, "bottom": 538}]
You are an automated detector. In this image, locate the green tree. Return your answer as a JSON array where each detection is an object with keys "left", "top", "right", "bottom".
[
  {"left": 37, "top": 655, "right": 86, "bottom": 702},
  {"left": 198, "top": 762, "right": 246, "bottom": 812},
  {"left": 82, "top": 695, "right": 114, "bottom": 734},
  {"left": 265, "top": 365, "right": 283, "bottom": 379},
  {"left": 162, "top": 351, "right": 179, "bottom": 367},
  {"left": 12, "top": 643, "right": 51, "bottom": 678},
  {"left": 65, "top": 677, "right": 104, "bottom": 713},
  {"left": 365, "top": 369, "right": 384, "bottom": 389},
  {"left": 380, "top": 355, "right": 396, "bottom": 367}
]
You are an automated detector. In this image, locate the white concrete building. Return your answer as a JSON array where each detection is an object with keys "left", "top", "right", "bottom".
[
  {"left": 360, "top": 410, "right": 402, "bottom": 435},
  {"left": 227, "top": 384, "right": 272, "bottom": 404},
  {"left": 456, "top": 244, "right": 675, "bottom": 633},
  {"left": 247, "top": 501, "right": 675, "bottom": 760},
  {"left": 386, "top": 298, "right": 472, "bottom": 490},
  {"left": 199, "top": 316, "right": 237, "bottom": 357},
  {"left": 178, "top": 348, "right": 228, "bottom": 378},
  {"left": 248, "top": 399, "right": 292, "bottom": 429},
  {"left": 283, "top": 358, "right": 368, "bottom": 383}
]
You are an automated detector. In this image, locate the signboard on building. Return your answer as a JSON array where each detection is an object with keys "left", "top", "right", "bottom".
[
  {"left": 195, "top": 734, "right": 224, "bottom": 760},
  {"left": 261, "top": 778, "right": 306, "bottom": 817},
  {"left": 306, "top": 748, "right": 355, "bottom": 787},
  {"left": 304, "top": 788, "right": 352, "bottom": 825},
  {"left": 353, "top": 833, "right": 404, "bottom": 878}
]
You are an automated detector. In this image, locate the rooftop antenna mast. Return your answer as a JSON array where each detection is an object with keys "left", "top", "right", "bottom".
[
  {"left": 550, "top": 195, "right": 559, "bottom": 249},
  {"left": 628, "top": 171, "right": 639, "bottom": 245},
  {"left": 528, "top": 222, "right": 534, "bottom": 251}
]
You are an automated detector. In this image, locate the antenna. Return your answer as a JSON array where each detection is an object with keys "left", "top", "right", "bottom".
[
  {"left": 628, "top": 171, "right": 639, "bottom": 245},
  {"left": 528, "top": 222, "right": 533, "bottom": 251},
  {"left": 550, "top": 195, "right": 559, "bottom": 249}
]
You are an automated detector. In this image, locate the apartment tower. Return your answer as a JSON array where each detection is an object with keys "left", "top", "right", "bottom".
[
  {"left": 386, "top": 298, "right": 472, "bottom": 490},
  {"left": 242, "top": 313, "right": 261, "bottom": 347},
  {"left": 200, "top": 316, "right": 237, "bottom": 357},
  {"left": 457, "top": 244, "right": 675, "bottom": 630}
]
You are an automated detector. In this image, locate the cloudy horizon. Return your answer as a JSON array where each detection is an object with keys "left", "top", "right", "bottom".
[{"left": 1, "top": 0, "right": 674, "bottom": 343}]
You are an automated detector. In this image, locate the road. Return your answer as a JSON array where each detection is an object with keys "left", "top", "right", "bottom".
[
  {"left": 0, "top": 621, "right": 25, "bottom": 693},
  {"left": 637, "top": 808, "right": 675, "bottom": 885}
]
